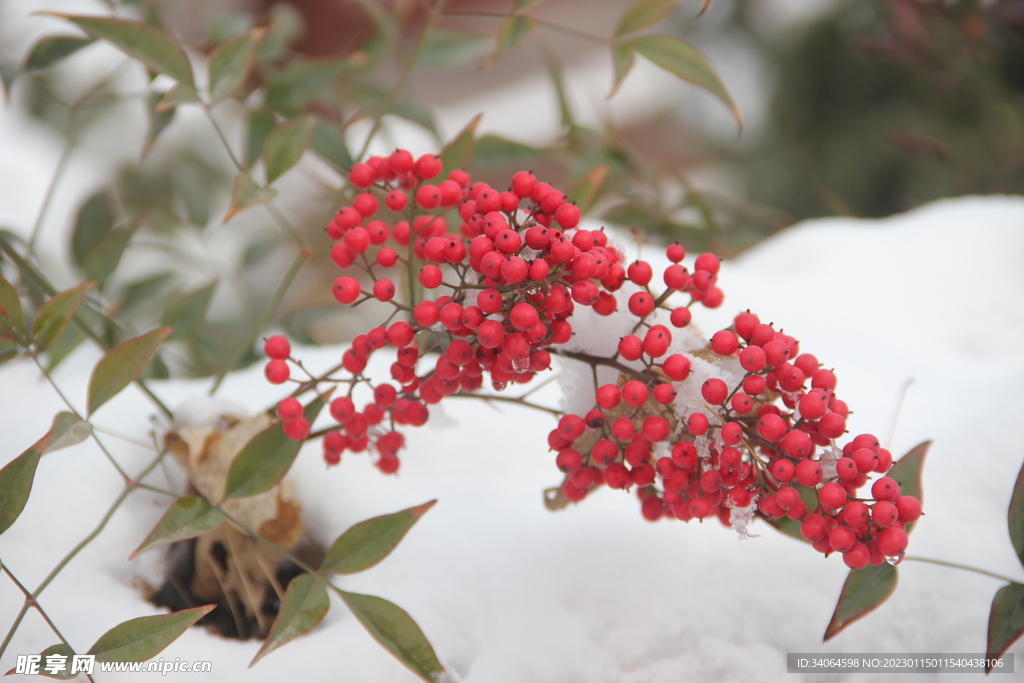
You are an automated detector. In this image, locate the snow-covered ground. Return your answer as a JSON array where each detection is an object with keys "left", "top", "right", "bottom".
[{"left": 2, "top": 195, "right": 1024, "bottom": 682}]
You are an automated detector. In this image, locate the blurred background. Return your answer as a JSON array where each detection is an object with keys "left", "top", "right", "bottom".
[{"left": 1, "top": 0, "right": 1022, "bottom": 379}]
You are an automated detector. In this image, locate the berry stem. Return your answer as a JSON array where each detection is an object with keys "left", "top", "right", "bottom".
[
  {"left": 446, "top": 391, "right": 564, "bottom": 416},
  {"left": 901, "top": 556, "right": 1023, "bottom": 584},
  {"left": 549, "top": 349, "right": 649, "bottom": 382}
]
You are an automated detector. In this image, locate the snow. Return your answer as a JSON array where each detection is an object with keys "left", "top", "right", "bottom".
[{"left": 2, "top": 196, "right": 1024, "bottom": 682}]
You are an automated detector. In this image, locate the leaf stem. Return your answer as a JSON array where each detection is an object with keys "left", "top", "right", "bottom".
[
  {"left": 902, "top": 556, "right": 1023, "bottom": 585},
  {"left": 0, "top": 559, "right": 96, "bottom": 683}
]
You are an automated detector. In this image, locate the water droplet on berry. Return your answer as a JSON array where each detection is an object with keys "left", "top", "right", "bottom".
[{"left": 885, "top": 552, "right": 905, "bottom": 565}]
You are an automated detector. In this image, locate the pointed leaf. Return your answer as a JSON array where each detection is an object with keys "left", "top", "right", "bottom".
[
  {"left": 615, "top": 0, "right": 681, "bottom": 36},
  {"left": 143, "top": 92, "right": 175, "bottom": 157},
  {"left": 46, "top": 14, "right": 195, "bottom": 86},
  {"left": 0, "top": 275, "right": 26, "bottom": 342},
  {"left": 567, "top": 165, "right": 607, "bottom": 215},
  {"left": 987, "top": 582, "right": 1024, "bottom": 672},
  {"left": 486, "top": 15, "right": 533, "bottom": 67},
  {"left": 823, "top": 564, "right": 898, "bottom": 641},
  {"left": 625, "top": 34, "right": 742, "bottom": 129},
  {"left": 439, "top": 113, "right": 482, "bottom": 174},
  {"left": 338, "top": 590, "right": 444, "bottom": 682},
  {"left": 321, "top": 501, "right": 436, "bottom": 575},
  {"left": 223, "top": 394, "right": 327, "bottom": 500},
  {"left": 154, "top": 83, "right": 200, "bottom": 112},
  {"left": 87, "top": 327, "right": 172, "bottom": 415},
  {"left": 262, "top": 115, "right": 314, "bottom": 184},
  {"left": 888, "top": 440, "right": 929, "bottom": 534},
  {"left": 208, "top": 28, "right": 263, "bottom": 104},
  {"left": 3, "top": 643, "right": 77, "bottom": 679},
  {"left": 610, "top": 42, "right": 635, "bottom": 97},
  {"left": 245, "top": 110, "right": 276, "bottom": 168},
  {"left": 264, "top": 59, "right": 345, "bottom": 109},
  {"left": 225, "top": 173, "right": 277, "bottom": 221},
  {"left": 130, "top": 496, "right": 224, "bottom": 559},
  {"left": 698, "top": 0, "right": 716, "bottom": 15},
  {"left": 250, "top": 574, "right": 328, "bottom": 666},
  {"left": 43, "top": 412, "right": 91, "bottom": 455},
  {"left": 25, "top": 36, "right": 94, "bottom": 71},
  {"left": 87, "top": 605, "right": 214, "bottom": 662},
  {"left": 514, "top": 0, "right": 543, "bottom": 9},
  {"left": 32, "top": 282, "right": 93, "bottom": 351},
  {"left": 0, "top": 435, "right": 48, "bottom": 536},
  {"left": 161, "top": 281, "right": 217, "bottom": 340},
  {"left": 310, "top": 117, "right": 353, "bottom": 170},
  {"left": 83, "top": 218, "right": 142, "bottom": 290},
  {"left": 71, "top": 191, "right": 114, "bottom": 270}
]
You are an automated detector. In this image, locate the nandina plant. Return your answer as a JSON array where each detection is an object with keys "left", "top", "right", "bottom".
[{"left": 260, "top": 147, "right": 922, "bottom": 573}]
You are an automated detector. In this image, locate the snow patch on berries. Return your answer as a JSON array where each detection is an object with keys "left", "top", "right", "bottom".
[{"left": 727, "top": 496, "right": 760, "bottom": 540}]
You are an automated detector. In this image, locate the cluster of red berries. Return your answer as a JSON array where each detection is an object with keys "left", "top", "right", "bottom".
[
  {"left": 258, "top": 147, "right": 920, "bottom": 568},
  {"left": 550, "top": 304, "right": 922, "bottom": 568}
]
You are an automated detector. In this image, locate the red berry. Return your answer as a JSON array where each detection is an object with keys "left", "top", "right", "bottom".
[
  {"left": 686, "top": 413, "right": 709, "bottom": 436},
  {"left": 372, "top": 278, "right": 395, "bottom": 302},
  {"left": 757, "top": 413, "right": 787, "bottom": 442},
  {"left": 556, "top": 448, "right": 583, "bottom": 472},
  {"left": 333, "top": 276, "right": 362, "bottom": 304},
  {"left": 828, "top": 525, "right": 856, "bottom": 553},
  {"left": 877, "top": 527, "right": 909, "bottom": 557},
  {"left": 414, "top": 153, "right": 442, "bottom": 179},
  {"left": 843, "top": 543, "right": 870, "bottom": 570},
  {"left": 264, "top": 335, "right": 291, "bottom": 359},
  {"left": 771, "top": 459, "right": 795, "bottom": 482},
  {"left": 282, "top": 417, "right": 309, "bottom": 440},
  {"left": 554, "top": 203, "right": 581, "bottom": 229},
  {"left": 627, "top": 292, "right": 654, "bottom": 318},
  {"left": 666, "top": 243, "right": 686, "bottom": 263},
  {"left": 277, "top": 398, "right": 302, "bottom": 421},
  {"left": 653, "top": 383, "right": 676, "bottom": 404},
  {"left": 871, "top": 500, "right": 899, "bottom": 528},
  {"left": 710, "top": 330, "right": 739, "bottom": 356},
  {"left": 642, "top": 416, "right": 670, "bottom": 442},
  {"left": 817, "top": 412, "right": 847, "bottom": 439},
  {"left": 419, "top": 265, "right": 443, "bottom": 289},
  {"left": 721, "top": 422, "right": 743, "bottom": 445},
  {"left": 349, "top": 163, "right": 376, "bottom": 189},
  {"left": 818, "top": 482, "right": 847, "bottom": 511},
  {"left": 694, "top": 253, "right": 720, "bottom": 275},
  {"left": 670, "top": 307, "right": 692, "bottom": 328},
  {"left": 621, "top": 380, "right": 649, "bottom": 407},
  {"left": 617, "top": 335, "right": 643, "bottom": 361},
  {"left": 895, "top": 496, "right": 922, "bottom": 523},
  {"left": 800, "top": 513, "right": 828, "bottom": 542},
  {"left": 595, "top": 384, "right": 621, "bottom": 410},
  {"left": 662, "top": 354, "right": 691, "bottom": 381},
  {"left": 701, "top": 378, "right": 728, "bottom": 405},
  {"left": 730, "top": 393, "right": 753, "bottom": 414},
  {"left": 871, "top": 477, "right": 901, "bottom": 502},
  {"left": 264, "top": 359, "right": 289, "bottom": 384},
  {"left": 794, "top": 460, "right": 823, "bottom": 487}
]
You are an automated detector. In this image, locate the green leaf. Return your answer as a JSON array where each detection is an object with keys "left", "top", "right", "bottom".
[
  {"left": 32, "top": 282, "right": 93, "bottom": 351},
  {"left": 310, "top": 117, "right": 353, "bottom": 171},
  {"left": 130, "top": 496, "right": 224, "bottom": 559},
  {"left": 87, "top": 605, "right": 214, "bottom": 662},
  {"left": 208, "top": 27, "right": 263, "bottom": 104},
  {"left": 0, "top": 275, "right": 26, "bottom": 342},
  {"left": 514, "top": 0, "right": 543, "bottom": 9},
  {"left": 45, "top": 317, "right": 88, "bottom": 372},
  {"left": 250, "top": 574, "right": 328, "bottom": 666},
  {"left": 610, "top": 42, "right": 635, "bottom": 97},
  {"left": 823, "top": 564, "right": 898, "bottom": 641},
  {"left": 338, "top": 590, "right": 444, "bottom": 682},
  {"left": 143, "top": 92, "right": 176, "bottom": 157},
  {"left": 245, "top": 110, "right": 277, "bottom": 168},
  {"left": 262, "top": 115, "right": 314, "bottom": 184},
  {"left": 439, "top": 113, "right": 482, "bottom": 175},
  {"left": 888, "top": 440, "right": 929, "bottom": 534},
  {"left": 321, "top": 501, "right": 436, "bottom": 575},
  {"left": 1009, "top": 459, "right": 1024, "bottom": 570},
  {"left": 2, "top": 643, "right": 78, "bottom": 679},
  {"left": 0, "top": 435, "right": 47, "bottom": 536},
  {"left": 223, "top": 394, "right": 327, "bottom": 500},
  {"left": 624, "top": 34, "right": 742, "bottom": 129},
  {"left": 47, "top": 14, "right": 195, "bottom": 86},
  {"left": 416, "top": 28, "right": 488, "bottom": 69},
  {"left": 986, "top": 583, "right": 1024, "bottom": 672},
  {"left": 119, "top": 272, "right": 173, "bottom": 314},
  {"left": 83, "top": 218, "right": 142, "bottom": 290},
  {"left": 70, "top": 192, "right": 114, "bottom": 271},
  {"left": 87, "top": 327, "right": 172, "bottom": 416},
  {"left": 161, "top": 281, "right": 217, "bottom": 341},
  {"left": 225, "top": 173, "right": 277, "bottom": 221},
  {"left": 154, "top": 83, "right": 200, "bottom": 112},
  {"left": 486, "top": 15, "right": 533, "bottom": 67},
  {"left": 615, "top": 0, "right": 681, "bottom": 36},
  {"left": 472, "top": 134, "right": 545, "bottom": 168},
  {"left": 566, "top": 165, "right": 607, "bottom": 215},
  {"left": 25, "top": 36, "right": 94, "bottom": 71},
  {"left": 264, "top": 59, "right": 345, "bottom": 109},
  {"left": 43, "top": 412, "right": 91, "bottom": 455}
]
